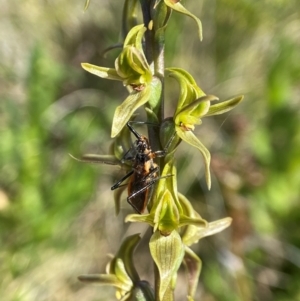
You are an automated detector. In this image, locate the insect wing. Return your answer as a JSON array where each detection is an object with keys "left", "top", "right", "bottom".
[{"left": 127, "top": 173, "right": 151, "bottom": 214}]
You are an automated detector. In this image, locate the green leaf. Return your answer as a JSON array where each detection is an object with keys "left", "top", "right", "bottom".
[
  {"left": 176, "top": 129, "right": 211, "bottom": 189},
  {"left": 205, "top": 95, "right": 244, "bottom": 117},
  {"left": 149, "top": 230, "right": 185, "bottom": 300},
  {"left": 81, "top": 63, "right": 122, "bottom": 81},
  {"left": 111, "top": 85, "right": 151, "bottom": 137},
  {"left": 164, "top": 0, "right": 203, "bottom": 41}
]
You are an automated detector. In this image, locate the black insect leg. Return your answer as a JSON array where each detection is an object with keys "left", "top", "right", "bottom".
[
  {"left": 127, "top": 180, "right": 157, "bottom": 201},
  {"left": 127, "top": 121, "right": 142, "bottom": 139},
  {"left": 111, "top": 170, "right": 134, "bottom": 190}
]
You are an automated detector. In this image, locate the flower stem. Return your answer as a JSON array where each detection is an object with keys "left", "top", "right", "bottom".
[{"left": 140, "top": 1, "right": 172, "bottom": 301}]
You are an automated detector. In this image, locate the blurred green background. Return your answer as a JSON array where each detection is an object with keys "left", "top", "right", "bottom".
[{"left": 1, "top": 1, "right": 300, "bottom": 300}]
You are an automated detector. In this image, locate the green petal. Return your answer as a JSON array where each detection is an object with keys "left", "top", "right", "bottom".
[
  {"left": 111, "top": 78, "right": 161, "bottom": 137},
  {"left": 178, "top": 192, "right": 196, "bottom": 218},
  {"left": 195, "top": 217, "right": 232, "bottom": 239},
  {"left": 166, "top": 68, "right": 205, "bottom": 113},
  {"left": 78, "top": 274, "right": 126, "bottom": 289},
  {"left": 167, "top": 67, "right": 198, "bottom": 86},
  {"left": 178, "top": 214, "right": 207, "bottom": 228},
  {"left": 176, "top": 129, "right": 211, "bottom": 189},
  {"left": 123, "top": 24, "right": 146, "bottom": 52},
  {"left": 164, "top": 0, "right": 203, "bottom": 41},
  {"left": 176, "top": 95, "right": 217, "bottom": 120},
  {"left": 114, "top": 258, "right": 134, "bottom": 287},
  {"left": 152, "top": 159, "right": 182, "bottom": 215},
  {"left": 81, "top": 63, "right": 122, "bottom": 81},
  {"left": 174, "top": 95, "right": 217, "bottom": 129},
  {"left": 149, "top": 230, "right": 185, "bottom": 300},
  {"left": 125, "top": 213, "right": 155, "bottom": 227},
  {"left": 156, "top": 190, "right": 180, "bottom": 235},
  {"left": 111, "top": 85, "right": 151, "bottom": 137},
  {"left": 178, "top": 193, "right": 205, "bottom": 246},
  {"left": 205, "top": 95, "right": 244, "bottom": 117},
  {"left": 183, "top": 247, "right": 202, "bottom": 301},
  {"left": 116, "top": 46, "right": 151, "bottom": 84}
]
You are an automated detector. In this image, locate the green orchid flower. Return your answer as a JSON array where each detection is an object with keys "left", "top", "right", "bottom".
[
  {"left": 125, "top": 166, "right": 231, "bottom": 301},
  {"left": 78, "top": 234, "right": 155, "bottom": 301},
  {"left": 167, "top": 68, "right": 244, "bottom": 189},
  {"left": 81, "top": 24, "right": 159, "bottom": 138},
  {"left": 82, "top": 24, "right": 150, "bottom": 86},
  {"left": 124, "top": 160, "right": 208, "bottom": 300},
  {"left": 125, "top": 159, "right": 207, "bottom": 235}
]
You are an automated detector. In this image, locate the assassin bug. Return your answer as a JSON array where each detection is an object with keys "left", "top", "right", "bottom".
[
  {"left": 70, "top": 121, "right": 174, "bottom": 214},
  {"left": 111, "top": 121, "right": 171, "bottom": 214}
]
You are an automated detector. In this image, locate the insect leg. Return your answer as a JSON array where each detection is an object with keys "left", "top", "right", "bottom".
[
  {"left": 121, "top": 147, "right": 136, "bottom": 162},
  {"left": 153, "top": 150, "right": 165, "bottom": 157},
  {"left": 129, "top": 172, "right": 174, "bottom": 198},
  {"left": 111, "top": 170, "right": 134, "bottom": 190},
  {"left": 127, "top": 121, "right": 142, "bottom": 140},
  {"left": 127, "top": 181, "right": 156, "bottom": 201}
]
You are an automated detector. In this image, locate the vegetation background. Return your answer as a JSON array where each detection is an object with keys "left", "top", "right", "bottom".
[{"left": 1, "top": 1, "right": 299, "bottom": 300}]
